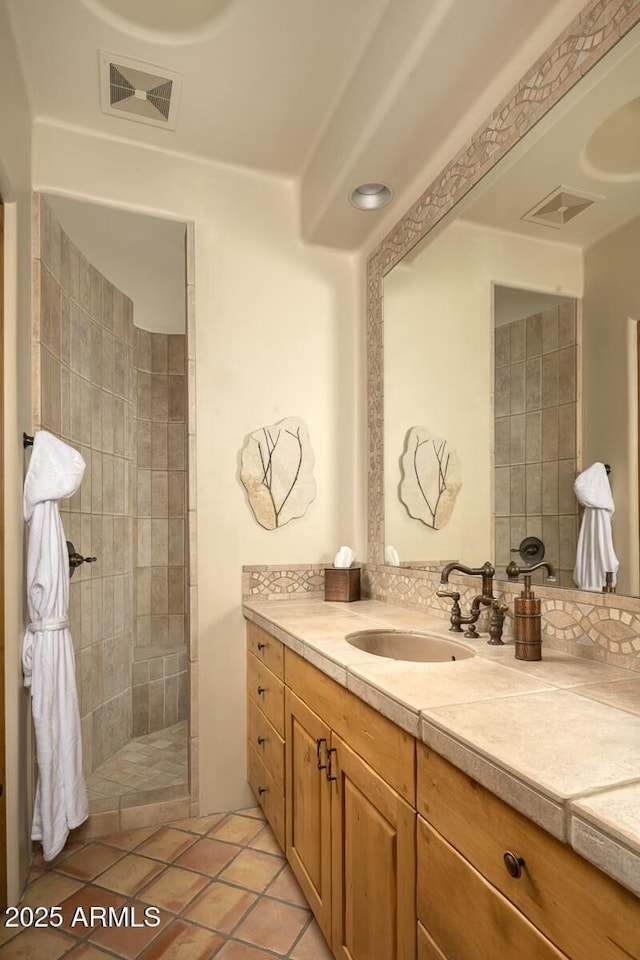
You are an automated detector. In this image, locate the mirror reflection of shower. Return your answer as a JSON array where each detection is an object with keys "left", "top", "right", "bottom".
[{"left": 493, "top": 285, "right": 578, "bottom": 588}]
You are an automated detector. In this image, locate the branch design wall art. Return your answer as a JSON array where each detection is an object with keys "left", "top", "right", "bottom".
[
  {"left": 399, "top": 426, "right": 462, "bottom": 529},
  {"left": 240, "top": 417, "right": 316, "bottom": 530}
]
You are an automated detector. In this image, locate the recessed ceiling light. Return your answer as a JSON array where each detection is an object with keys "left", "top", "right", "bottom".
[{"left": 349, "top": 182, "right": 393, "bottom": 210}]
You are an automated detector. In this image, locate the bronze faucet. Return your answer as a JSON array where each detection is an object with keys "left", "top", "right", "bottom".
[
  {"left": 437, "top": 561, "right": 507, "bottom": 642},
  {"left": 506, "top": 560, "right": 556, "bottom": 582}
]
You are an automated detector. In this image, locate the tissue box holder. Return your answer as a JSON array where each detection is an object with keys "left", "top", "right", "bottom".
[{"left": 325, "top": 566, "right": 361, "bottom": 602}]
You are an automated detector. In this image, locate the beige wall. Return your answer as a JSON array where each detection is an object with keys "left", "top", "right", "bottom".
[
  {"left": 383, "top": 220, "right": 582, "bottom": 567},
  {"left": 583, "top": 216, "right": 640, "bottom": 596},
  {"left": 32, "top": 119, "right": 364, "bottom": 813},
  {"left": 0, "top": 3, "right": 33, "bottom": 903}
]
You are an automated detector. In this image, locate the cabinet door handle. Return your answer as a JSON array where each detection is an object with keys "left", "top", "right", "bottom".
[
  {"left": 257, "top": 686, "right": 265, "bottom": 696},
  {"left": 316, "top": 737, "right": 328, "bottom": 771},
  {"left": 258, "top": 787, "right": 266, "bottom": 796},
  {"left": 257, "top": 642, "right": 266, "bottom": 651},
  {"left": 326, "top": 746, "right": 337, "bottom": 782},
  {"left": 503, "top": 852, "right": 525, "bottom": 879},
  {"left": 257, "top": 736, "right": 266, "bottom": 746}
]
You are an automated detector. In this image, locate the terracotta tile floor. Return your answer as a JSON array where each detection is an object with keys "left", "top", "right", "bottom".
[
  {"left": 1, "top": 808, "right": 333, "bottom": 959},
  {"left": 86, "top": 723, "right": 188, "bottom": 811}
]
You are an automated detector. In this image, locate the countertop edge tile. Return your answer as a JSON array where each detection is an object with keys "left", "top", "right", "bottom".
[
  {"left": 570, "top": 815, "right": 640, "bottom": 896},
  {"left": 303, "top": 645, "right": 348, "bottom": 685},
  {"left": 346, "top": 672, "right": 420, "bottom": 738},
  {"left": 419, "top": 718, "right": 567, "bottom": 840}
]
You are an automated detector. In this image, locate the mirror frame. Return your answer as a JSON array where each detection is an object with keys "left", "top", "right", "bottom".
[{"left": 367, "top": 0, "right": 640, "bottom": 571}]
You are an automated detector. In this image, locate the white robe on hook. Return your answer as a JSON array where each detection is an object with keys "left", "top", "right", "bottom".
[
  {"left": 23, "top": 430, "right": 88, "bottom": 860},
  {"left": 573, "top": 461, "right": 619, "bottom": 592}
]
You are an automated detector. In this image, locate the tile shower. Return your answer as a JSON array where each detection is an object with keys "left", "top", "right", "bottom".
[
  {"left": 32, "top": 195, "right": 191, "bottom": 826},
  {"left": 494, "top": 302, "right": 579, "bottom": 587}
]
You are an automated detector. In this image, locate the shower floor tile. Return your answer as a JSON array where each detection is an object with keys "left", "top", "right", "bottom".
[{"left": 86, "top": 721, "right": 188, "bottom": 811}]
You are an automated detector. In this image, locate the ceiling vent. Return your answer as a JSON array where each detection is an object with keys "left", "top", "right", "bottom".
[
  {"left": 99, "top": 51, "right": 182, "bottom": 129},
  {"left": 521, "top": 186, "right": 601, "bottom": 229}
]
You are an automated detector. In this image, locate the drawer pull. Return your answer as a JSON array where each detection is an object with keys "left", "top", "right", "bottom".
[
  {"left": 326, "top": 746, "right": 337, "bottom": 782},
  {"left": 503, "top": 852, "right": 525, "bottom": 879},
  {"left": 257, "top": 686, "right": 265, "bottom": 695},
  {"left": 258, "top": 787, "right": 266, "bottom": 796},
  {"left": 257, "top": 736, "right": 266, "bottom": 746},
  {"left": 316, "top": 737, "right": 328, "bottom": 771},
  {"left": 257, "top": 642, "right": 266, "bottom": 651}
]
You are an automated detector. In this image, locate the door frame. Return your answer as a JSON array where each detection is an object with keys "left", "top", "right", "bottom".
[{"left": 0, "top": 196, "right": 8, "bottom": 909}]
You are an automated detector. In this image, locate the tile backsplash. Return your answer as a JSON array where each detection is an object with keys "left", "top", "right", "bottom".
[{"left": 243, "top": 562, "right": 640, "bottom": 673}]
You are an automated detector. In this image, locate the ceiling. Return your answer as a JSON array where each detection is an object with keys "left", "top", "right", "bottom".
[
  {"left": 461, "top": 25, "right": 640, "bottom": 251},
  {"left": 6, "top": 0, "right": 584, "bottom": 249}
]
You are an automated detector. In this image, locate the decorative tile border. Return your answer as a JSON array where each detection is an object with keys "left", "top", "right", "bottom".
[
  {"left": 366, "top": 0, "right": 640, "bottom": 565},
  {"left": 243, "top": 564, "right": 326, "bottom": 599},
  {"left": 363, "top": 563, "right": 640, "bottom": 671}
]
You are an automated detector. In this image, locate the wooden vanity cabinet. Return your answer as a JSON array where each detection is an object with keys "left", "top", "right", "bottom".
[
  {"left": 285, "top": 687, "right": 332, "bottom": 941},
  {"left": 417, "top": 743, "right": 640, "bottom": 960},
  {"left": 284, "top": 649, "right": 416, "bottom": 960},
  {"left": 246, "top": 623, "right": 285, "bottom": 847}
]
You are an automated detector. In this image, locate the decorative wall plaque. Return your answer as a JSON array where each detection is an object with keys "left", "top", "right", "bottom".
[
  {"left": 399, "top": 426, "right": 462, "bottom": 529},
  {"left": 240, "top": 417, "right": 316, "bottom": 530}
]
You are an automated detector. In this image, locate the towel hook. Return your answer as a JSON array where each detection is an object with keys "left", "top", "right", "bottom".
[
  {"left": 66, "top": 541, "right": 97, "bottom": 577},
  {"left": 23, "top": 433, "right": 34, "bottom": 448}
]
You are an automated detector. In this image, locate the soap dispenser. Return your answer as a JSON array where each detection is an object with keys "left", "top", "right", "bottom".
[
  {"left": 513, "top": 575, "right": 543, "bottom": 661},
  {"left": 505, "top": 560, "right": 556, "bottom": 661}
]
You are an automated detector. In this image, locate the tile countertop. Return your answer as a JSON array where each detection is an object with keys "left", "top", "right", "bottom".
[{"left": 242, "top": 597, "right": 640, "bottom": 898}]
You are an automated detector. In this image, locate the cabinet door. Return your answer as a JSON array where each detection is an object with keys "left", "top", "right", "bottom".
[
  {"left": 331, "top": 734, "right": 416, "bottom": 960},
  {"left": 285, "top": 688, "right": 332, "bottom": 942}
]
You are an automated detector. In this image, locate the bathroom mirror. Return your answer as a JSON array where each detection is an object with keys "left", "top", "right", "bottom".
[{"left": 370, "top": 10, "right": 640, "bottom": 597}]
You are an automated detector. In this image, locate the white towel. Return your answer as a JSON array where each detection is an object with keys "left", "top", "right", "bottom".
[
  {"left": 23, "top": 430, "right": 88, "bottom": 860},
  {"left": 573, "top": 462, "right": 619, "bottom": 592}
]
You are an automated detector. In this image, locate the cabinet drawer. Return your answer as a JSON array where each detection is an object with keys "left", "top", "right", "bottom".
[
  {"left": 285, "top": 649, "right": 415, "bottom": 803},
  {"left": 247, "top": 652, "right": 284, "bottom": 737},
  {"left": 247, "top": 742, "right": 285, "bottom": 850},
  {"left": 417, "top": 923, "right": 447, "bottom": 960},
  {"left": 247, "top": 697, "right": 284, "bottom": 792},
  {"left": 246, "top": 622, "right": 284, "bottom": 679},
  {"left": 417, "top": 816, "right": 569, "bottom": 960},
  {"left": 417, "top": 743, "right": 640, "bottom": 960}
]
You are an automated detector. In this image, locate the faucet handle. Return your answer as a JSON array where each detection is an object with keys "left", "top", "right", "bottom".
[{"left": 436, "top": 589, "right": 460, "bottom": 601}]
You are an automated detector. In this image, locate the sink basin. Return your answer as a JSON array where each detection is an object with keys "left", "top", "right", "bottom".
[{"left": 345, "top": 630, "right": 475, "bottom": 662}]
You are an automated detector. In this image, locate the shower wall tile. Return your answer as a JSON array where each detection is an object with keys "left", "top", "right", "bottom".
[
  {"left": 136, "top": 327, "right": 152, "bottom": 372},
  {"left": 541, "top": 407, "right": 559, "bottom": 461},
  {"left": 35, "top": 203, "right": 139, "bottom": 774},
  {"left": 169, "top": 377, "right": 185, "bottom": 421},
  {"left": 167, "top": 422, "right": 185, "bottom": 469},
  {"left": 151, "top": 422, "right": 168, "bottom": 468},
  {"left": 168, "top": 473, "right": 185, "bottom": 517},
  {"left": 168, "top": 334, "right": 185, "bottom": 374},
  {"left": 138, "top": 421, "right": 152, "bottom": 468},
  {"left": 494, "top": 304, "right": 577, "bottom": 572},
  {"left": 151, "top": 375, "right": 168, "bottom": 421},
  {"left": 541, "top": 352, "right": 559, "bottom": 407},
  {"left": 494, "top": 366, "right": 510, "bottom": 417},
  {"left": 525, "top": 358, "right": 541, "bottom": 410},
  {"left": 36, "top": 202, "right": 191, "bottom": 782},
  {"left": 510, "top": 319, "right": 525, "bottom": 362},
  {"left": 541, "top": 308, "right": 559, "bottom": 353},
  {"left": 558, "top": 347, "right": 576, "bottom": 403},
  {"left": 152, "top": 471, "right": 168, "bottom": 516},
  {"left": 152, "top": 333, "right": 168, "bottom": 373}
]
